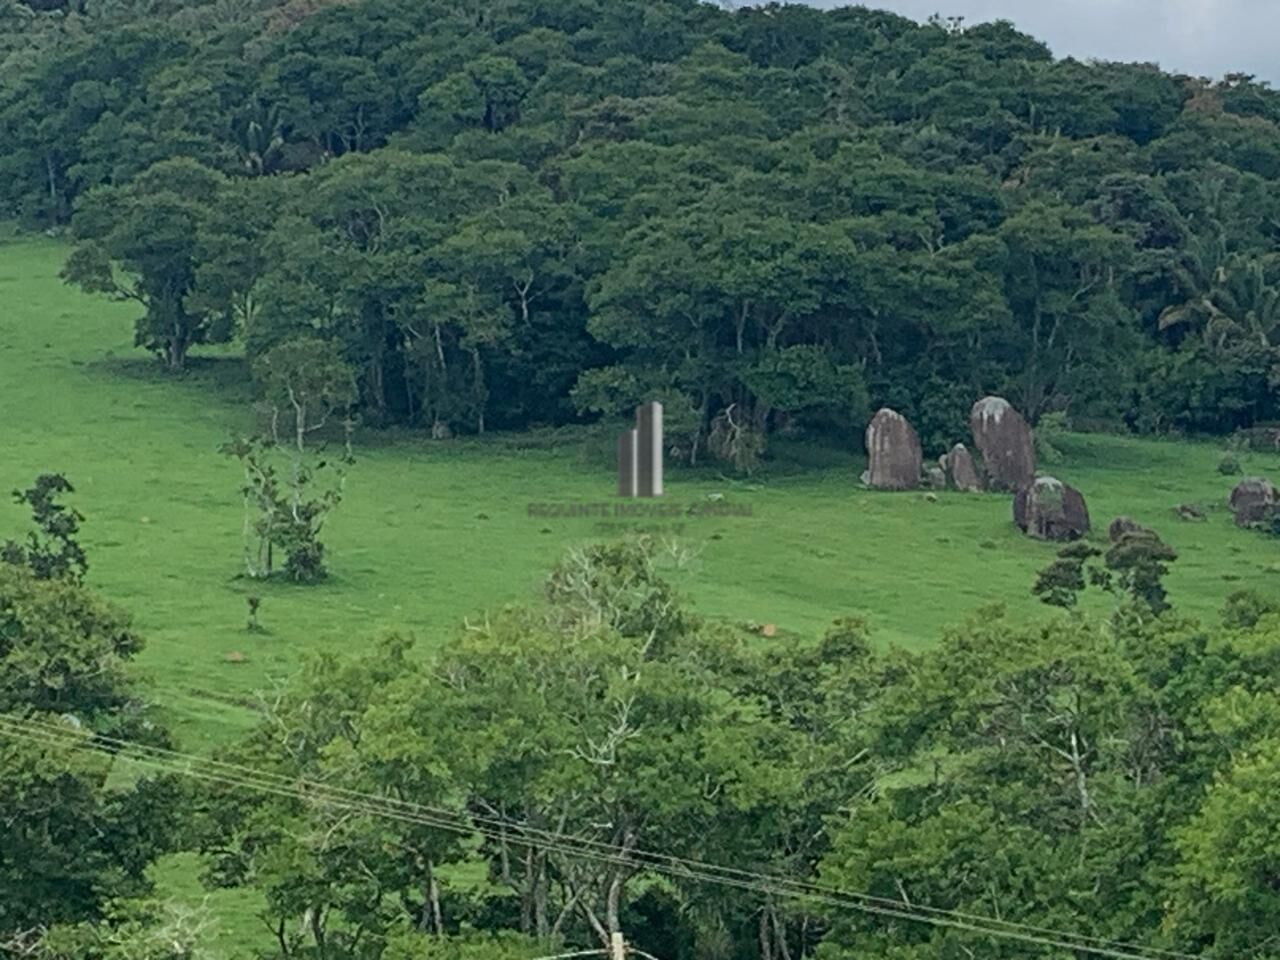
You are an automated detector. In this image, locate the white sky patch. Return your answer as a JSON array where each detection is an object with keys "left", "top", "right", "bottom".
[{"left": 797, "top": 0, "right": 1280, "bottom": 84}]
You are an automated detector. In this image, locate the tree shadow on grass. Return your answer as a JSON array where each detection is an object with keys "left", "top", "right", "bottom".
[{"left": 84, "top": 353, "right": 254, "bottom": 402}]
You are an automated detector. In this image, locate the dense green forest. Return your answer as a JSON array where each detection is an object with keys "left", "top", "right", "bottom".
[{"left": 5, "top": 0, "right": 1280, "bottom": 461}]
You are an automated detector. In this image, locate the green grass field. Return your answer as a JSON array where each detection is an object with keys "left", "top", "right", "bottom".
[{"left": 4, "top": 231, "right": 1280, "bottom": 755}]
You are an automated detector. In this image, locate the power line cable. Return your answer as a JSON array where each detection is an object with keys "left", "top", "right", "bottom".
[
  {"left": 0, "top": 715, "right": 1197, "bottom": 960},
  {"left": 0, "top": 713, "right": 1197, "bottom": 960},
  {"left": 0, "top": 714, "right": 1196, "bottom": 960},
  {"left": 0, "top": 717, "right": 1179, "bottom": 960}
]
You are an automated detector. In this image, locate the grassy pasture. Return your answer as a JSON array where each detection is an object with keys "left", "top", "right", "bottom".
[{"left": 2, "top": 233, "right": 1279, "bottom": 755}]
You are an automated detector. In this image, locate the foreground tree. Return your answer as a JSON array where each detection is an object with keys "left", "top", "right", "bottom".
[
  {"left": 30, "top": 899, "right": 221, "bottom": 960},
  {"left": 194, "top": 538, "right": 867, "bottom": 959},
  {"left": 0, "top": 564, "right": 144, "bottom": 724},
  {"left": 0, "top": 565, "right": 179, "bottom": 947},
  {"left": 184, "top": 534, "right": 1280, "bottom": 959},
  {"left": 820, "top": 609, "right": 1188, "bottom": 958}
]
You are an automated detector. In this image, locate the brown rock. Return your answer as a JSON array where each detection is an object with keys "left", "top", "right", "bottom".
[
  {"left": 1175, "top": 503, "right": 1206, "bottom": 522},
  {"left": 1014, "top": 476, "right": 1091, "bottom": 542},
  {"left": 1108, "top": 516, "right": 1150, "bottom": 543},
  {"left": 864, "top": 408, "right": 923, "bottom": 490},
  {"left": 1229, "top": 477, "right": 1278, "bottom": 527},
  {"left": 947, "top": 443, "right": 983, "bottom": 492},
  {"left": 925, "top": 465, "right": 947, "bottom": 490},
  {"left": 970, "top": 396, "right": 1036, "bottom": 492}
]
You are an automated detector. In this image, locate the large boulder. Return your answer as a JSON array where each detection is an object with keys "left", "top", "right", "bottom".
[
  {"left": 1014, "top": 476, "right": 1091, "bottom": 542},
  {"left": 947, "top": 443, "right": 983, "bottom": 492},
  {"left": 1229, "top": 477, "right": 1278, "bottom": 527},
  {"left": 864, "top": 408, "right": 923, "bottom": 490},
  {"left": 970, "top": 396, "right": 1036, "bottom": 492}
]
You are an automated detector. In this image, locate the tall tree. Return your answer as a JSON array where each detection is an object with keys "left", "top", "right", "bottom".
[{"left": 60, "top": 159, "right": 230, "bottom": 370}]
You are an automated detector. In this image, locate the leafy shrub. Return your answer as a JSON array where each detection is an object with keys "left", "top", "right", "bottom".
[
  {"left": 707, "top": 406, "right": 766, "bottom": 475},
  {"left": 1, "top": 473, "right": 89, "bottom": 583},
  {"left": 1034, "top": 412, "right": 1069, "bottom": 465},
  {"left": 1222, "top": 589, "right": 1280, "bottom": 628}
]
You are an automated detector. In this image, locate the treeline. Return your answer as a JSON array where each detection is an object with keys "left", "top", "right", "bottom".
[
  {"left": 7, "top": 527, "right": 1280, "bottom": 959},
  {"left": 5, "top": 0, "right": 1280, "bottom": 457}
]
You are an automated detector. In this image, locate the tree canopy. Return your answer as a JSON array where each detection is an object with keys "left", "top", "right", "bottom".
[
  {"left": 5, "top": 0, "right": 1280, "bottom": 453},
  {"left": 176, "top": 537, "right": 1280, "bottom": 959}
]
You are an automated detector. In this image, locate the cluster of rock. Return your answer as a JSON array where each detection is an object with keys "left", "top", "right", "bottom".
[
  {"left": 861, "top": 400, "right": 1279, "bottom": 546},
  {"left": 861, "top": 396, "right": 1091, "bottom": 542}
]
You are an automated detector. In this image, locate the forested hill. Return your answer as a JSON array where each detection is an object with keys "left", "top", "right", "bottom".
[{"left": 5, "top": 0, "right": 1280, "bottom": 458}]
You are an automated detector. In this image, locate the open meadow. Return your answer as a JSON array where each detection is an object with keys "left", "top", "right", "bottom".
[{"left": 4, "top": 231, "right": 1279, "bottom": 755}]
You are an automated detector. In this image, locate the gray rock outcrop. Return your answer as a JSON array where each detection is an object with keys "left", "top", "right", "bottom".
[
  {"left": 1229, "top": 477, "right": 1278, "bottom": 527},
  {"left": 971, "top": 396, "right": 1035, "bottom": 493},
  {"left": 864, "top": 408, "right": 923, "bottom": 491},
  {"left": 947, "top": 443, "right": 983, "bottom": 492},
  {"left": 1014, "top": 476, "right": 1091, "bottom": 542}
]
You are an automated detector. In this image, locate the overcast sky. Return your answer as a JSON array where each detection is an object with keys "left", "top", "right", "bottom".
[{"left": 802, "top": 1, "right": 1279, "bottom": 83}]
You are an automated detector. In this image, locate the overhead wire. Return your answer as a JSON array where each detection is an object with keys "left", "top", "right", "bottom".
[
  {"left": 0, "top": 714, "right": 1198, "bottom": 960},
  {"left": 0, "top": 713, "right": 1197, "bottom": 959}
]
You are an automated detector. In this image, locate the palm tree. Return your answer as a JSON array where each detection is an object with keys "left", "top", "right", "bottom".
[
  {"left": 1156, "top": 231, "right": 1230, "bottom": 338},
  {"left": 236, "top": 102, "right": 285, "bottom": 177},
  {"left": 1161, "top": 245, "right": 1280, "bottom": 349},
  {"left": 1212, "top": 255, "right": 1280, "bottom": 349}
]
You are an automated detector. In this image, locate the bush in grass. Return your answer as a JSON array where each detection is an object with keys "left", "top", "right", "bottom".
[{"left": 1034, "top": 411, "right": 1069, "bottom": 466}]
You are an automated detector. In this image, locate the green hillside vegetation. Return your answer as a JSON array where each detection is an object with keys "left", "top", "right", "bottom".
[
  {"left": 4, "top": 0, "right": 1280, "bottom": 458},
  {"left": 5, "top": 227, "right": 1280, "bottom": 958},
  {"left": 5, "top": 0, "right": 1280, "bottom": 957}
]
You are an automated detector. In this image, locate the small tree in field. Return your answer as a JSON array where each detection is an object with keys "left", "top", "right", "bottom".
[
  {"left": 1033, "top": 527, "right": 1179, "bottom": 615},
  {"left": 1, "top": 473, "right": 88, "bottom": 583},
  {"left": 221, "top": 434, "right": 349, "bottom": 584},
  {"left": 1032, "top": 542, "right": 1100, "bottom": 609},
  {"left": 223, "top": 337, "right": 357, "bottom": 583}
]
